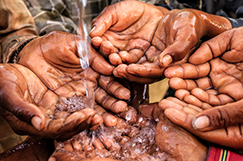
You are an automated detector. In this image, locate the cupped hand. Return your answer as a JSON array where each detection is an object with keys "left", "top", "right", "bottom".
[
  {"left": 48, "top": 103, "right": 207, "bottom": 161},
  {"left": 0, "top": 63, "right": 98, "bottom": 141},
  {"left": 148, "top": 8, "right": 231, "bottom": 68},
  {"left": 89, "top": 0, "right": 168, "bottom": 65},
  {"left": 160, "top": 27, "right": 243, "bottom": 149},
  {"left": 0, "top": 31, "right": 131, "bottom": 140}
]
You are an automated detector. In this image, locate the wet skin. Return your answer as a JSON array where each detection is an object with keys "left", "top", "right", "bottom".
[
  {"left": 49, "top": 103, "right": 207, "bottom": 161},
  {"left": 90, "top": 2, "right": 231, "bottom": 83},
  {"left": 160, "top": 26, "right": 243, "bottom": 150},
  {"left": 0, "top": 31, "right": 131, "bottom": 141}
]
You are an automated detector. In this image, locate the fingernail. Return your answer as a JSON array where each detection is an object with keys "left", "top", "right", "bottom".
[
  {"left": 162, "top": 55, "right": 173, "bottom": 67},
  {"left": 90, "top": 26, "right": 96, "bottom": 33},
  {"left": 192, "top": 116, "right": 210, "bottom": 130},
  {"left": 31, "top": 116, "right": 42, "bottom": 131}
]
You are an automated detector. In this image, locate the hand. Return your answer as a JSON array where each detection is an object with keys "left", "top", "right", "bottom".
[
  {"left": 161, "top": 27, "right": 243, "bottom": 149},
  {"left": 48, "top": 103, "right": 207, "bottom": 161},
  {"left": 0, "top": 31, "right": 131, "bottom": 140},
  {"left": 0, "top": 63, "right": 99, "bottom": 140},
  {"left": 148, "top": 8, "right": 231, "bottom": 68},
  {"left": 112, "top": 56, "right": 166, "bottom": 83},
  {"left": 89, "top": 0, "right": 168, "bottom": 65}
]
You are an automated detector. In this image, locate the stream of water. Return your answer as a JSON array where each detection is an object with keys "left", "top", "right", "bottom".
[{"left": 76, "top": 0, "right": 95, "bottom": 109}]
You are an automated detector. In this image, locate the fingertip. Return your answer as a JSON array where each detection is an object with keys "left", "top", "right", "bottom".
[
  {"left": 31, "top": 116, "right": 43, "bottom": 131},
  {"left": 109, "top": 53, "right": 122, "bottom": 65},
  {"left": 192, "top": 116, "right": 210, "bottom": 131},
  {"left": 48, "top": 157, "right": 56, "bottom": 161},
  {"left": 103, "top": 113, "right": 117, "bottom": 127},
  {"left": 160, "top": 54, "right": 173, "bottom": 67},
  {"left": 111, "top": 101, "right": 128, "bottom": 113},
  {"left": 90, "top": 25, "right": 96, "bottom": 34}
]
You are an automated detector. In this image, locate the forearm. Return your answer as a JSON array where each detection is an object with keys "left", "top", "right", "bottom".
[{"left": 0, "top": 0, "right": 38, "bottom": 63}]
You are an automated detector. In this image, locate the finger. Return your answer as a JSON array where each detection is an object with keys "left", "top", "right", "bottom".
[
  {"left": 183, "top": 94, "right": 212, "bottom": 110},
  {"left": 90, "top": 114, "right": 103, "bottom": 130},
  {"left": 163, "top": 107, "right": 243, "bottom": 150},
  {"left": 99, "top": 41, "right": 118, "bottom": 57},
  {"left": 48, "top": 109, "right": 95, "bottom": 140},
  {"left": 98, "top": 75, "right": 130, "bottom": 100},
  {"left": 145, "top": 46, "right": 161, "bottom": 63},
  {"left": 165, "top": 62, "right": 210, "bottom": 79},
  {"left": 0, "top": 83, "right": 46, "bottom": 130},
  {"left": 92, "top": 136, "right": 105, "bottom": 149},
  {"left": 174, "top": 89, "right": 190, "bottom": 100},
  {"left": 169, "top": 77, "right": 197, "bottom": 91},
  {"left": 118, "top": 50, "right": 144, "bottom": 64},
  {"left": 94, "top": 104, "right": 117, "bottom": 127},
  {"left": 113, "top": 64, "right": 156, "bottom": 83},
  {"left": 89, "top": 45, "right": 114, "bottom": 75},
  {"left": 90, "top": 36, "right": 103, "bottom": 49},
  {"left": 169, "top": 77, "right": 212, "bottom": 91},
  {"left": 159, "top": 31, "right": 198, "bottom": 67},
  {"left": 95, "top": 87, "right": 128, "bottom": 113},
  {"left": 191, "top": 88, "right": 234, "bottom": 106},
  {"left": 89, "top": 9, "right": 114, "bottom": 38},
  {"left": 159, "top": 97, "right": 200, "bottom": 115},
  {"left": 109, "top": 53, "right": 123, "bottom": 66},
  {"left": 189, "top": 30, "right": 232, "bottom": 64},
  {"left": 166, "top": 97, "right": 203, "bottom": 113},
  {"left": 126, "top": 63, "right": 165, "bottom": 78},
  {"left": 192, "top": 99, "right": 243, "bottom": 132}
]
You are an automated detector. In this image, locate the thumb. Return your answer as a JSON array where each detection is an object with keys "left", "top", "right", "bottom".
[
  {"left": 189, "top": 30, "right": 233, "bottom": 64},
  {"left": 192, "top": 99, "right": 243, "bottom": 131},
  {"left": 89, "top": 7, "right": 114, "bottom": 38},
  {"left": 1, "top": 89, "right": 46, "bottom": 131},
  {"left": 159, "top": 40, "right": 195, "bottom": 67}
]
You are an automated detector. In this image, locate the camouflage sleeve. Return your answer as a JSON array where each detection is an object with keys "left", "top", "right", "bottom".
[
  {"left": 0, "top": 0, "right": 38, "bottom": 63},
  {"left": 23, "top": 0, "right": 78, "bottom": 35}
]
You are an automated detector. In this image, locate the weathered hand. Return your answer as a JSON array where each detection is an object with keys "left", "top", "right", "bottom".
[
  {"left": 0, "top": 63, "right": 99, "bottom": 141},
  {"left": 160, "top": 27, "right": 243, "bottom": 149},
  {"left": 147, "top": 8, "right": 231, "bottom": 68},
  {"left": 89, "top": 0, "right": 168, "bottom": 65},
  {"left": 0, "top": 31, "right": 131, "bottom": 140},
  {"left": 48, "top": 103, "right": 207, "bottom": 161}
]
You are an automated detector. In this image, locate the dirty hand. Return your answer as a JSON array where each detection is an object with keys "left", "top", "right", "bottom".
[
  {"left": 160, "top": 27, "right": 243, "bottom": 149},
  {"left": 0, "top": 31, "right": 131, "bottom": 140},
  {"left": 49, "top": 103, "right": 207, "bottom": 161},
  {"left": 89, "top": 0, "right": 168, "bottom": 66},
  {"left": 148, "top": 8, "right": 231, "bottom": 68}
]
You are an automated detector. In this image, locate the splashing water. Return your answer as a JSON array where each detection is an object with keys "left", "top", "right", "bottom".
[{"left": 76, "top": 0, "right": 95, "bottom": 109}]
